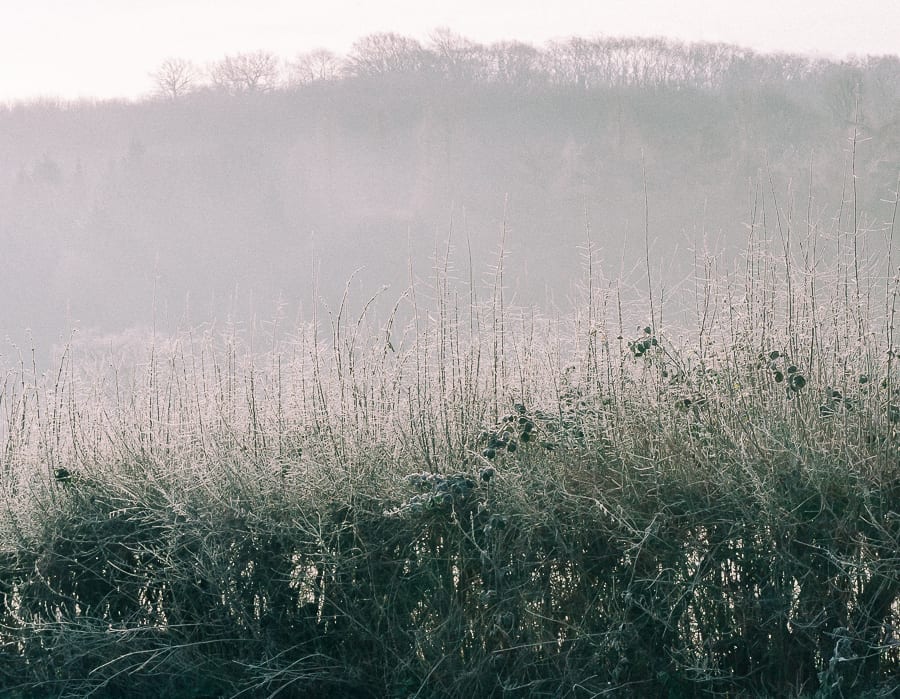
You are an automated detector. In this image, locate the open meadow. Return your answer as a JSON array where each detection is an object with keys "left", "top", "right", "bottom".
[{"left": 1, "top": 184, "right": 899, "bottom": 697}]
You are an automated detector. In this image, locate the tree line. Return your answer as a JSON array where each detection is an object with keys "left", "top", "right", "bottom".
[{"left": 151, "top": 30, "right": 899, "bottom": 125}]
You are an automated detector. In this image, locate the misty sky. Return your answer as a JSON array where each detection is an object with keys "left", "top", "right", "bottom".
[{"left": 3, "top": 0, "right": 899, "bottom": 103}]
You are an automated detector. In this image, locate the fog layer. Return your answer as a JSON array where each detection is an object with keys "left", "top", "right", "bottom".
[{"left": 1, "top": 35, "right": 898, "bottom": 358}]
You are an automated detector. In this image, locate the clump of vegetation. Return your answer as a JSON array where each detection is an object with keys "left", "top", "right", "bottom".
[{"left": 1, "top": 195, "right": 899, "bottom": 698}]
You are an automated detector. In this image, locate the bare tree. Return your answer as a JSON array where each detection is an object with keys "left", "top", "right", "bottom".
[
  {"left": 288, "top": 48, "right": 342, "bottom": 85},
  {"left": 346, "top": 33, "right": 430, "bottom": 77},
  {"left": 209, "top": 51, "right": 281, "bottom": 94},
  {"left": 487, "top": 41, "right": 542, "bottom": 87},
  {"left": 825, "top": 62, "right": 863, "bottom": 125},
  {"left": 151, "top": 57, "right": 199, "bottom": 99},
  {"left": 429, "top": 28, "right": 482, "bottom": 81},
  {"left": 545, "top": 38, "right": 598, "bottom": 88}
]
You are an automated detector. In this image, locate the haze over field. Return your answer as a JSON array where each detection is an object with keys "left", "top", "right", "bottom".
[{"left": 1, "top": 3, "right": 898, "bottom": 364}]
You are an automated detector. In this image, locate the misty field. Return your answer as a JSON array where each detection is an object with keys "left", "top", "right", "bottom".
[{"left": 1, "top": 205, "right": 899, "bottom": 699}]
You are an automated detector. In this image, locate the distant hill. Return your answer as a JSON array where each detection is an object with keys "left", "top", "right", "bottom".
[{"left": 1, "top": 34, "right": 898, "bottom": 358}]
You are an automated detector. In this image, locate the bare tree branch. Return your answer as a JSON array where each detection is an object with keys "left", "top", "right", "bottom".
[
  {"left": 209, "top": 51, "right": 282, "bottom": 94},
  {"left": 346, "top": 33, "right": 430, "bottom": 77},
  {"left": 288, "top": 48, "right": 342, "bottom": 85},
  {"left": 151, "top": 57, "right": 199, "bottom": 99}
]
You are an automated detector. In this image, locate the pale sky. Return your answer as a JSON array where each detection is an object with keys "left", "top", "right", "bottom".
[{"left": 2, "top": 0, "right": 898, "bottom": 103}]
